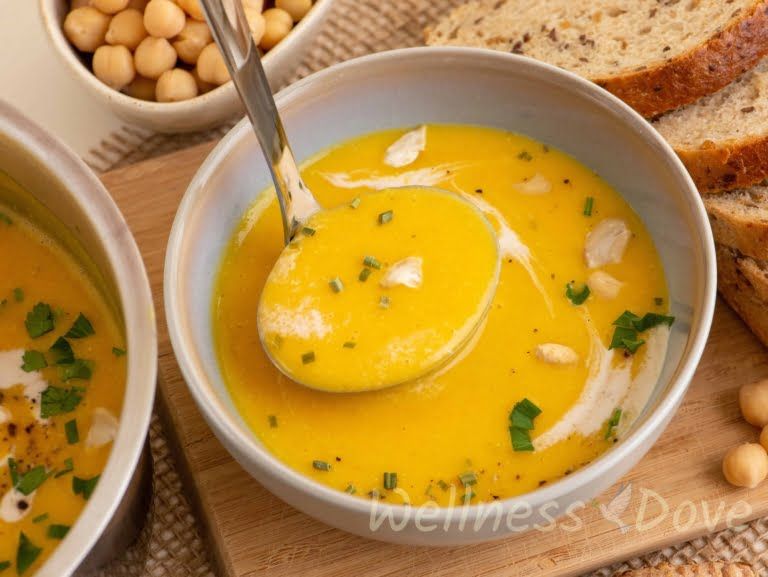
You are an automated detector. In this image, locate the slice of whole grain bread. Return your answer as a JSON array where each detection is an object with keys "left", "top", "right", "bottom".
[
  {"left": 717, "top": 244, "right": 768, "bottom": 347},
  {"left": 655, "top": 58, "right": 768, "bottom": 193},
  {"left": 616, "top": 561, "right": 755, "bottom": 577},
  {"left": 425, "top": 0, "right": 768, "bottom": 118},
  {"left": 704, "top": 186, "right": 768, "bottom": 260}
]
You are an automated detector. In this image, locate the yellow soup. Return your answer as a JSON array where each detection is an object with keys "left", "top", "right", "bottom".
[
  {"left": 214, "top": 124, "right": 670, "bottom": 506},
  {"left": 0, "top": 202, "right": 126, "bottom": 574},
  {"left": 258, "top": 186, "right": 501, "bottom": 392}
]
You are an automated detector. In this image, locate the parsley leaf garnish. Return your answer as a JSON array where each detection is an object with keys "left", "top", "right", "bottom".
[
  {"left": 73, "top": 475, "right": 100, "bottom": 500},
  {"left": 609, "top": 310, "right": 675, "bottom": 354},
  {"left": 40, "top": 386, "right": 83, "bottom": 418},
  {"left": 21, "top": 351, "right": 47, "bottom": 373},
  {"left": 605, "top": 408, "right": 622, "bottom": 440},
  {"left": 59, "top": 359, "right": 93, "bottom": 381},
  {"left": 16, "top": 533, "right": 42, "bottom": 575},
  {"left": 64, "top": 313, "right": 94, "bottom": 339},
  {"left": 565, "top": 282, "right": 590, "bottom": 305},
  {"left": 49, "top": 337, "right": 75, "bottom": 365},
  {"left": 111, "top": 347, "right": 126, "bottom": 357},
  {"left": 25, "top": 303, "right": 54, "bottom": 338}
]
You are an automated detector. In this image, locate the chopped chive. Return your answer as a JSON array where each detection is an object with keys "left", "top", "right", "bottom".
[
  {"left": 25, "top": 303, "right": 54, "bottom": 339},
  {"left": 510, "top": 427, "right": 534, "bottom": 452},
  {"left": 583, "top": 196, "right": 594, "bottom": 216},
  {"left": 65, "top": 419, "right": 79, "bottom": 445},
  {"left": 21, "top": 350, "right": 47, "bottom": 373},
  {"left": 16, "top": 466, "right": 49, "bottom": 496},
  {"left": 349, "top": 197, "right": 361, "bottom": 209},
  {"left": 301, "top": 226, "right": 316, "bottom": 236},
  {"left": 437, "top": 480, "right": 451, "bottom": 491},
  {"left": 268, "top": 415, "right": 278, "bottom": 428},
  {"left": 54, "top": 458, "right": 74, "bottom": 479},
  {"left": 329, "top": 277, "right": 344, "bottom": 293},
  {"left": 345, "top": 484, "right": 356, "bottom": 494},
  {"left": 379, "top": 296, "right": 390, "bottom": 309},
  {"left": 378, "top": 210, "right": 393, "bottom": 225},
  {"left": 64, "top": 313, "right": 94, "bottom": 339},
  {"left": 8, "top": 458, "right": 18, "bottom": 486},
  {"left": 462, "top": 488, "right": 476, "bottom": 503},
  {"left": 16, "top": 533, "right": 42, "bottom": 575},
  {"left": 358, "top": 268, "right": 372, "bottom": 282},
  {"left": 383, "top": 472, "right": 397, "bottom": 490},
  {"left": 509, "top": 398, "right": 542, "bottom": 430},
  {"left": 301, "top": 351, "right": 315, "bottom": 365},
  {"left": 13, "top": 288, "right": 23, "bottom": 302},
  {"left": 0, "top": 212, "right": 11, "bottom": 226},
  {"left": 517, "top": 150, "right": 533, "bottom": 161},
  {"left": 47, "top": 525, "right": 70, "bottom": 540},
  {"left": 49, "top": 337, "right": 75, "bottom": 365},
  {"left": 605, "top": 408, "right": 622, "bottom": 440},
  {"left": 458, "top": 471, "right": 477, "bottom": 486},
  {"left": 32, "top": 514, "right": 48, "bottom": 524},
  {"left": 342, "top": 341, "right": 356, "bottom": 349},
  {"left": 112, "top": 347, "right": 126, "bottom": 357},
  {"left": 0, "top": 561, "right": 9, "bottom": 572},
  {"left": 72, "top": 475, "right": 100, "bottom": 500},
  {"left": 363, "top": 256, "right": 382, "bottom": 270},
  {"left": 312, "top": 460, "right": 331, "bottom": 472},
  {"left": 565, "top": 282, "right": 590, "bottom": 305}
]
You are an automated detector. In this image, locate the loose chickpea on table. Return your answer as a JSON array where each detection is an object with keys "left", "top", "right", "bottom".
[
  {"left": 61, "top": 0, "right": 316, "bottom": 104},
  {"left": 722, "top": 378, "right": 768, "bottom": 489}
]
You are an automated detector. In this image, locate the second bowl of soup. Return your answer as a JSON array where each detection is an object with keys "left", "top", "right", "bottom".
[{"left": 165, "top": 47, "right": 715, "bottom": 545}]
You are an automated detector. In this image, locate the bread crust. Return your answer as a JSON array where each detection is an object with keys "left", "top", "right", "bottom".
[
  {"left": 677, "top": 134, "right": 768, "bottom": 194},
  {"left": 616, "top": 561, "right": 756, "bottom": 577},
  {"left": 705, "top": 194, "right": 768, "bottom": 260},
  {"left": 717, "top": 244, "right": 768, "bottom": 348},
  {"left": 595, "top": 2, "right": 768, "bottom": 117}
]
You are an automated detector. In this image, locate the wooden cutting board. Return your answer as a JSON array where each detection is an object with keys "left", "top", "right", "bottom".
[{"left": 101, "top": 142, "right": 768, "bottom": 577}]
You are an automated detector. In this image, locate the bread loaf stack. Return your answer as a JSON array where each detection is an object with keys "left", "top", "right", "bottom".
[{"left": 426, "top": 0, "right": 768, "bottom": 347}]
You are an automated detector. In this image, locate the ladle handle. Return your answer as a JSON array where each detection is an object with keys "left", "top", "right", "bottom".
[{"left": 199, "top": 0, "right": 319, "bottom": 244}]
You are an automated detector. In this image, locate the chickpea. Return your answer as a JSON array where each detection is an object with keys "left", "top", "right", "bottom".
[
  {"left": 93, "top": 44, "right": 136, "bottom": 90},
  {"left": 192, "top": 67, "right": 215, "bottom": 94},
  {"left": 123, "top": 75, "right": 156, "bottom": 100},
  {"left": 155, "top": 68, "right": 198, "bottom": 102},
  {"left": 275, "top": 0, "right": 312, "bottom": 22},
  {"left": 242, "top": 0, "right": 263, "bottom": 11},
  {"left": 134, "top": 37, "right": 177, "bottom": 79},
  {"left": 244, "top": 7, "right": 265, "bottom": 45},
  {"left": 143, "top": 0, "right": 186, "bottom": 38},
  {"left": 260, "top": 8, "right": 292, "bottom": 50},
  {"left": 90, "top": 0, "right": 129, "bottom": 14},
  {"left": 172, "top": 19, "right": 211, "bottom": 64},
  {"left": 740, "top": 379, "right": 768, "bottom": 427},
  {"left": 723, "top": 443, "right": 768, "bottom": 488},
  {"left": 63, "top": 7, "right": 111, "bottom": 53},
  {"left": 71, "top": 0, "right": 90, "bottom": 9},
  {"left": 761, "top": 425, "right": 768, "bottom": 452},
  {"left": 196, "top": 43, "right": 229, "bottom": 85},
  {"left": 126, "top": 0, "right": 148, "bottom": 9},
  {"left": 176, "top": 0, "right": 205, "bottom": 21},
  {"left": 105, "top": 9, "right": 147, "bottom": 50}
]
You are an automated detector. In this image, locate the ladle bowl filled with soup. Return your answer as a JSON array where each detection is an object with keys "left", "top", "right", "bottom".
[
  {"left": 0, "top": 102, "right": 156, "bottom": 575},
  {"left": 165, "top": 47, "right": 715, "bottom": 545}
]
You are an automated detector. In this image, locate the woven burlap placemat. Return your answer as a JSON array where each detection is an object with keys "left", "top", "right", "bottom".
[{"left": 88, "top": 0, "right": 768, "bottom": 575}]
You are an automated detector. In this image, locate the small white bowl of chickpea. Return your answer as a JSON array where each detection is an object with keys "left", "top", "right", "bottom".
[{"left": 39, "top": 0, "right": 334, "bottom": 133}]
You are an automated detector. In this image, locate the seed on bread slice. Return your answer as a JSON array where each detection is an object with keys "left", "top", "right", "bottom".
[
  {"left": 425, "top": 0, "right": 768, "bottom": 118},
  {"left": 655, "top": 58, "right": 768, "bottom": 193},
  {"left": 705, "top": 186, "right": 768, "bottom": 261},
  {"left": 717, "top": 244, "right": 768, "bottom": 348},
  {"left": 616, "top": 561, "right": 756, "bottom": 577}
]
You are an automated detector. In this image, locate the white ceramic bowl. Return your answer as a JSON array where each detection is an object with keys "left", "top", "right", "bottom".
[
  {"left": 164, "top": 47, "right": 716, "bottom": 546},
  {"left": 0, "top": 100, "right": 157, "bottom": 575},
  {"left": 39, "top": 0, "right": 334, "bottom": 133}
]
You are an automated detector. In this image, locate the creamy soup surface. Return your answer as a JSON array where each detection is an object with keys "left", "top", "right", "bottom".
[
  {"left": 214, "top": 124, "right": 671, "bottom": 506},
  {"left": 0, "top": 203, "right": 126, "bottom": 574}
]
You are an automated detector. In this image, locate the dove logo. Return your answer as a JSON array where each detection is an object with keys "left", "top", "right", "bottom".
[{"left": 599, "top": 482, "right": 633, "bottom": 534}]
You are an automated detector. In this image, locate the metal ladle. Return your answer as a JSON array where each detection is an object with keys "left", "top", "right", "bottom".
[{"left": 199, "top": 0, "right": 500, "bottom": 392}]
